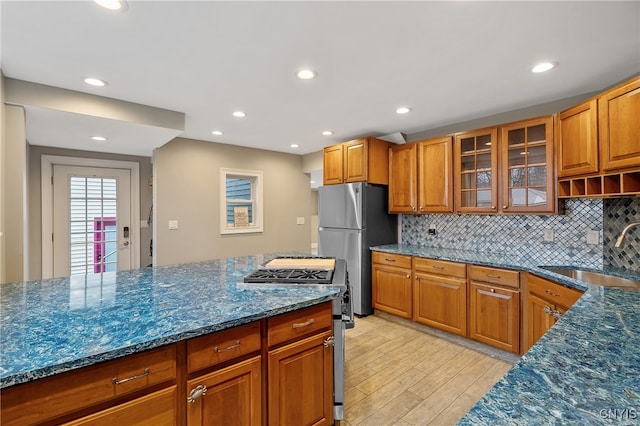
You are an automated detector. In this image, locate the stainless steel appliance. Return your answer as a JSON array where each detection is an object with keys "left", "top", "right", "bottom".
[
  {"left": 240, "top": 256, "right": 354, "bottom": 420},
  {"left": 318, "top": 182, "right": 397, "bottom": 316}
]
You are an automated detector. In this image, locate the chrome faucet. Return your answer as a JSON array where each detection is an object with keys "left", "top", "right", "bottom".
[{"left": 614, "top": 222, "right": 640, "bottom": 248}]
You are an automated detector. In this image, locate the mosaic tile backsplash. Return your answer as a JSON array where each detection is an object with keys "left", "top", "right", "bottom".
[
  {"left": 401, "top": 199, "right": 604, "bottom": 269},
  {"left": 603, "top": 197, "right": 640, "bottom": 272}
]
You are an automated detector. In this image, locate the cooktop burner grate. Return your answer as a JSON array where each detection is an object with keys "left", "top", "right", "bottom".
[{"left": 243, "top": 268, "right": 334, "bottom": 284}]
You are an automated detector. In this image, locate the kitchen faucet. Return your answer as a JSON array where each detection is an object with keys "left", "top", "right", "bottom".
[{"left": 614, "top": 221, "right": 640, "bottom": 248}]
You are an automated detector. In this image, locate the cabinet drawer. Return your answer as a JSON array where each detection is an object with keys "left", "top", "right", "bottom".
[
  {"left": 469, "top": 265, "right": 520, "bottom": 289},
  {"left": 1, "top": 345, "right": 176, "bottom": 426},
  {"left": 527, "top": 274, "right": 584, "bottom": 309},
  {"left": 188, "top": 321, "right": 261, "bottom": 373},
  {"left": 268, "top": 302, "right": 332, "bottom": 348},
  {"left": 413, "top": 257, "right": 466, "bottom": 279},
  {"left": 372, "top": 251, "right": 412, "bottom": 269},
  {"left": 62, "top": 385, "right": 176, "bottom": 426}
]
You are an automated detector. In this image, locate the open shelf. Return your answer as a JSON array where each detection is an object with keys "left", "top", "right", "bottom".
[{"left": 558, "top": 169, "right": 640, "bottom": 198}]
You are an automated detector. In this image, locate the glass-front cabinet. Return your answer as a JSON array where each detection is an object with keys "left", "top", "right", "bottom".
[
  {"left": 454, "top": 128, "right": 499, "bottom": 213},
  {"left": 500, "top": 116, "right": 555, "bottom": 213}
]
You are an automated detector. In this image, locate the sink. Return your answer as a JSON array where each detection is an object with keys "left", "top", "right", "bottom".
[{"left": 545, "top": 268, "right": 640, "bottom": 291}]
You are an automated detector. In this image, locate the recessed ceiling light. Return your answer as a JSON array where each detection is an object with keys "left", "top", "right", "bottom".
[
  {"left": 84, "top": 77, "right": 108, "bottom": 87},
  {"left": 94, "top": 0, "right": 127, "bottom": 11},
  {"left": 211, "top": 130, "right": 223, "bottom": 136},
  {"left": 290, "top": 144, "right": 299, "bottom": 148},
  {"left": 531, "top": 62, "right": 556, "bottom": 73},
  {"left": 322, "top": 130, "right": 333, "bottom": 136},
  {"left": 296, "top": 69, "right": 317, "bottom": 80},
  {"left": 396, "top": 107, "right": 411, "bottom": 114},
  {"left": 91, "top": 136, "right": 107, "bottom": 141},
  {"left": 232, "top": 111, "right": 246, "bottom": 118}
]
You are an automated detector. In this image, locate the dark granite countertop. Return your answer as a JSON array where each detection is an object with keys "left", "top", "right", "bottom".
[
  {"left": 371, "top": 244, "right": 640, "bottom": 425},
  {"left": 0, "top": 253, "right": 340, "bottom": 389}
]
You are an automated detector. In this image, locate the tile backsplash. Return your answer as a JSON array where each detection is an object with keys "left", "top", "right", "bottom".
[
  {"left": 401, "top": 197, "right": 640, "bottom": 272},
  {"left": 402, "top": 199, "right": 604, "bottom": 268},
  {"left": 603, "top": 198, "right": 640, "bottom": 272}
]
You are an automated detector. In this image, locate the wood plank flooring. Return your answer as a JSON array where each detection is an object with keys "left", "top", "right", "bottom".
[{"left": 340, "top": 313, "right": 516, "bottom": 426}]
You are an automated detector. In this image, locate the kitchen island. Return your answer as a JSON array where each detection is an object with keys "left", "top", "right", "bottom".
[
  {"left": 0, "top": 253, "right": 341, "bottom": 425},
  {"left": 372, "top": 244, "right": 640, "bottom": 425}
]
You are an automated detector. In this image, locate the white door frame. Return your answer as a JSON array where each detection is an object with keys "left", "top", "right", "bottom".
[{"left": 41, "top": 155, "right": 140, "bottom": 279}]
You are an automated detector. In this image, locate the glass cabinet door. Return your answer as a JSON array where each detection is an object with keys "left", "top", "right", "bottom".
[
  {"left": 501, "top": 117, "right": 555, "bottom": 213},
  {"left": 454, "top": 128, "right": 498, "bottom": 212}
]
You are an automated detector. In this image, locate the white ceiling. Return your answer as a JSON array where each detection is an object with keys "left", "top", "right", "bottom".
[{"left": 1, "top": 1, "right": 639, "bottom": 157}]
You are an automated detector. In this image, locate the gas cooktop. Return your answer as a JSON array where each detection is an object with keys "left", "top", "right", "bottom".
[{"left": 243, "top": 267, "right": 334, "bottom": 284}]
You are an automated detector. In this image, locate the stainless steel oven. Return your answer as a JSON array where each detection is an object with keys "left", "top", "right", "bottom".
[{"left": 240, "top": 256, "right": 354, "bottom": 420}]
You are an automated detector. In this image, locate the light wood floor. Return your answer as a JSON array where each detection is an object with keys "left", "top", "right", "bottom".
[{"left": 341, "top": 313, "right": 516, "bottom": 426}]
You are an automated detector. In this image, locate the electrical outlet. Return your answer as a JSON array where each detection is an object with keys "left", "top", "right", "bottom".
[
  {"left": 296, "top": 217, "right": 305, "bottom": 225},
  {"left": 543, "top": 229, "right": 554, "bottom": 242},
  {"left": 586, "top": 230, "right": 599, "bottom": 245},
  {"left": 428, "top": 225, "right": 436, "bottom": 235}
]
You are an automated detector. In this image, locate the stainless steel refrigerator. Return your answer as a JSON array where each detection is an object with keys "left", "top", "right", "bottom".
[{"left": 318, "top": 182, "right": 398, "bottom": 316}]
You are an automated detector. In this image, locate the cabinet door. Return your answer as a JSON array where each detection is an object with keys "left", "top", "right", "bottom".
[
  {"left": 414, "top": 272, "right": 466, "bottom": 336},
  {"left": 454, "top": 128, "right": 499, "bottom": 213},
  {"left": 500, "top": 117, "right": 555, "bottom": 213},
  {"left": 268, "top": 331, "right": 334, "bottom": 426},
  {"left": 186, "top": 356, "right": 261, "bottom": 426},
  {"left": 557, "top": 100, "right": 599, "bottom": 177},
  {"left": 599, "top": 77, "right": 640, "bottom": 171},
  {"left": 343, "top": 139, "right": 367, "bottom": 182},
  {"left": 418, "top": 137, "right": 453, "bottom": 212},
  {"left": 372, "top": 263, "right": 413, "bottom": 319},
  {"left": 62, "top": 387, "right": 176, "bottom": 426},
  {"left": 526, "top": 292, "right": 556, "bottom": 350},
  {"left": 469, "top": 281, "right": 520, "bottom": 354},
  {"left": 388, "top": 143, "right": 418, "bottom": 213},
  {"left": 323, "top": 144, "right": 344, "bottom": 185}
]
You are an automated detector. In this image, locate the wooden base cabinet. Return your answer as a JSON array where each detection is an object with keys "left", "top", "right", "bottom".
[
  {"left": 413, "top": 258, "right": 467, "bottom": 336},
  {"left": 468, "top": 266, "right": 520, "bottom": 354},
  {"left": 63, "top": 386, "right": 177, "bottom": 426},
  {"left": 372, "top": 252, "right": 413, "bottom": 319},
  {"left": 523, "top": 274, "right": 584, "bottom": 352},
  {"left": 186, "top": 357, "right": 261, "bottom": 426}
]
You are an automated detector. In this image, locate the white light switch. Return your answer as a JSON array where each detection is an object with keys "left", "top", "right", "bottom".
[
  {"left": 168, "top": 220, "right": 179, "bottom": 230},
  {"left": 140, "top": 220, "right": 149, "bottom": 228},
  {"left": 586, "top": 230, "right": 599, "bottom": 245},
  {"left": 296, "top": 217, "right": 305, "bottom": 225}
]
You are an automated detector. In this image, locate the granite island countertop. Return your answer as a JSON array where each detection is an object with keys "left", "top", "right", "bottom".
[
  {"left": 0, "top": 253, "right": 340, "bottom": 389},
  {"left": 371, "top": 244, "right": 640, "bottom": 425}
]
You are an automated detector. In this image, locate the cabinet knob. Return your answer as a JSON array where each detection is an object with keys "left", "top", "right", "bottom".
[
  {"left": 406, "top": 274, "right": 411, "bottom": 279},
  {"left": 490, "top": 288, "right": 495, "bottom": 293},
  {"left": 503, "top": 205, "right": 508, "bottom": 209},
  {"left": 187, "top": 384, "right": 208, "bottom": 403},
  {"left": 491, "top": 206, "right": 496, "bottom": 210}
]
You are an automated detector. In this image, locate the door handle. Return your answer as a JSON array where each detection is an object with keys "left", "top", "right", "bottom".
[{"left": 123, "top": 241, "right": 129, "bottom": 246}]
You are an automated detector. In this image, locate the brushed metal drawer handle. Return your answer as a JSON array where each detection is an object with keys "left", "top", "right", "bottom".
[
  {"left": 432, "top": 266, "right": 445, "bottom": 270},
  {"left": 544, "top": 305, "right": 562, "bottom": 320},
  {"left": 545, "top": 289, "right": 561, "bottom": 297},
  {"left": 486, "top": 274, "right": 501, "bottom": 279},
  {"left": 112, "top": 368, "right": 150, "bottom": 385},
  {"left": 292, "top": 318, "right": 315, "bottom": 329},
  {"left": 385, "top": 258, "right": 397, "bottom": 262},
  {"left": 214, "top": 340, "right": 241, "bottom": 353}
]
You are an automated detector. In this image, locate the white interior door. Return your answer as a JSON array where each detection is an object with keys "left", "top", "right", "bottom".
[{"left": 52, "top": 165, "right": 132, "bottom": 277}]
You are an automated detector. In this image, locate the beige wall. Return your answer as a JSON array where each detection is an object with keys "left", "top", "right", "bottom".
[
  {"left": 154, "top": 137, "right": 312, "bottom": 266},
  {"left": 1, "top": 72, "right": 5, "bottom": 283},
  {"left": 3, "top": 104, "right": 28, "bottom": 283},
  {"left": 28, "top": 146, "right": 153, "bottom": 279}
]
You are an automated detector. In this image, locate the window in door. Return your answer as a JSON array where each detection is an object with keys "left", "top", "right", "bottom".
[{"left": 69, "top": 176, "right": 118, "bottom": 275}]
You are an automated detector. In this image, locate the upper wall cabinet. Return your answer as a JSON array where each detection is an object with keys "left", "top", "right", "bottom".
[
  {"left": 599, "top": 77, "right": 640, "bottom": 171},
  {"left": 388, "top": 137, "right": 453, "bottom": 214},
  {"left": 323, "top": 137, "right": 392, "bottom": 185},
  {"left": 500, "top": 116, "right": 555, "bottom": 213},
  {"left": 557, "top": 100, "right": 599, "bottom": 178},
  {"left": 454, "top": 128, "right": 499, "bottom": 213}
]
